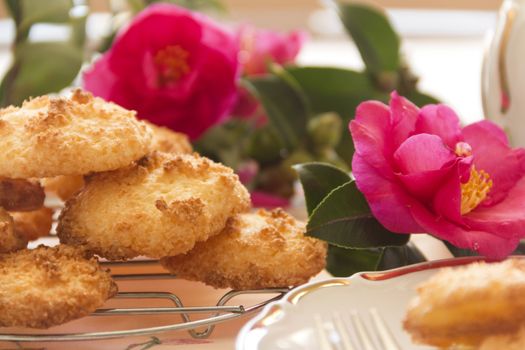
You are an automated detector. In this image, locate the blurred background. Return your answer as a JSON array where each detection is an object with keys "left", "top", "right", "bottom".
[{"left": 0, "top": 0, "right": 504, "bottom": 123}]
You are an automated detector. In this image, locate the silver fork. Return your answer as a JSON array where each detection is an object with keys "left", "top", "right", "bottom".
[{"left": 314, "top": 308, "right": 401, "bottom": 350}]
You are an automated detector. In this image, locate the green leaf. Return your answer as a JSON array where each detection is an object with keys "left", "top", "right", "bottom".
[
  {"left": 5, "top": 0, "right": 22, "bottom": 24},
  {"left": 326, "top": 245, "right": 383, "bottom": 277},
  {"left": 70, "top": 13, "right": 87, "bottom": 48},
  {"left": 286, "top": 66, "right": 388, "bottom": 166},
  {"left": 98, "top": 30, "right": 118, "bottom": 53},
  {"left": 126, "top": 0, "right": 146, "bottom": 13},
  {"left": 293, "top": 162, "right": 350, "bottom": 216},
  {"left": 19, "top": 0, "right": 73, "bottom": 32},
  {"left": 287, "top": 66, "right": 385, "bottom": 121},
  {"left": 443, "top": 241, "right": 477, "bottom": 257},
  {"left": 378, "top": 243, "right": 427, "bottom": 270},
  {"left": 2, "top": 42, "right": 82, "bottom": 106},
  {"left": 244, "top": 72, "right": 310, "bottom": 151},
  {"left": 307, "top": 181, "right": 410, "bottom": 248},
  {"left": 338, "top": 3, "right": 400, "bottom": 75},
  {"left": 148, "top": 0, "right": 227, "bottom": 12},
  {"left": 513, "top": 241, "right": 525, "bottom": 255}
]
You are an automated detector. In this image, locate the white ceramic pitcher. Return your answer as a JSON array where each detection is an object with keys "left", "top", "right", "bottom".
[{"left": 483, "top": 0, "right": 525, "bottom": 147}]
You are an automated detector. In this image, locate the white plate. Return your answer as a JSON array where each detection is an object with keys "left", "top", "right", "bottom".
[{"left": 236, "top": 256, "right": 495, "bottom": 350}]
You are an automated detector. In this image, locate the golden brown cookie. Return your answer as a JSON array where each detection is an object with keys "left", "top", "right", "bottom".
[
  {"left": 0, "top": 89, "right": 153, "bottom": 178},
  {"left": 42, "top": 175, "right": 85, "bottom": 202},
  {"left": 161, "top": 208, "right": 327, "bottom": 290},
  {"left": 0, "top": 208, "right": 27, "bottom": 253},
  {"left": 403, "top": 259, "right": 525, "bottom": 348},
  {"left": 10, "top": 206, "right": 54, "bottom": 241},
  {"left": 57, "top": 152, "right": 250, "bottom": 260},
  {"left": 41, "top": 124, "right": 190, "bottom": 202},
  {"left": 144, "top": 121, "right": 192, "bottom": 154},
  {"left": 480, "top": 326, "right": 525, "bottom": 350},
  {"left": 0, "top": 245, "right": 117, "bottom": 329},
  {"left": 0, "top": 178, "right": 45, "bottom": 211}
]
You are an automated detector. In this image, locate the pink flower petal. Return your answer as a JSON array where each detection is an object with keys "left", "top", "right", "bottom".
[
  {"left": 410, "top": 202, "right": 519, "bottom": 259},
  {"left": 389, "top": 91, "right": 419, "bottom": 150},
  {"left": 237, "top": 25, "right": 307, "bottom": 75},
  {"left": 352, "top": 154, "right": 423, "bottom": 233},
  {"left": 397, "top": 157, "right": 471, "bottom": 225},
  {"left": 465, "top": 119, "right": 510, "bottom": 145},
  {"left": 236, "top": 161, "right": 259, "bottom": 184},
  {"left": 463, "top": 120, "right": 525, "bottom": 205},
  {"left": 464, "top": 176, "right": 525, "bottom": 238},
  {"left": 393, "top": 134, "right": 456, "bottom": 174},
  {"left": 232, "top": 86, "right": 259, "bottom": 118},
  {"left": 397, "top": 167, "right": 453, "bottom": 201},
  {"left": 415, "top": 104, "right": 463, "bottom": 149},
  {"left": 432, "top": 167, "right": 462, "bottom": 224},
  {"left": 84, "top": 54, "right": 142, "bottom": 107},
  {"left": 83, "top": 54, "right": 116, "bottom": 99},
  {"left": 111, "top": 6, "right": 203, "bottom": 79},
  {"left": 83, "top": 3, "right": 240, "bottom": 140},
  {"left": 349, "top": 101, "right": 393, "bottom": 178}
]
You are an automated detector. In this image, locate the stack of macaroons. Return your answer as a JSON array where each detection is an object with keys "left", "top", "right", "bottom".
[{"left": 0, "top": 89, "right": 326, "bottom": 329}]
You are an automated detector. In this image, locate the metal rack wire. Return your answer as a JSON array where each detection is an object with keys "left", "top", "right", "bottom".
[{"left": 0, "top": 259, "right": 290, "bottom": 343}]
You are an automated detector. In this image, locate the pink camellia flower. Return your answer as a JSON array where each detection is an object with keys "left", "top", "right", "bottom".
[
  {"left": 232, "top": 26, "right": 307, "bottom": 121},
  {"left": 350, "top": 92, "right": 525, "bottom": 259},
  {"left": 83, "top": 4, "right": 240, "bottom": 139},
  {"left": 237, "top": 25, "right": 307, "bottom": 76}
]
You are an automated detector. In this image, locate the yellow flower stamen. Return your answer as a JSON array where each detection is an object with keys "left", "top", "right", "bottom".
[
  {"left": 154, "top": 45, "right": 190, "bottom": 86},
  {"left": 460, "top": 166, "right": 493, "bottom": 215}
]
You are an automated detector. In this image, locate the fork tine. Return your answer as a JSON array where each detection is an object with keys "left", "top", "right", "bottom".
[
  {"left": 369, "top": 308, "right": 401, "bottom": 350},
  {"left": 351, "top": 311, "right": 377, "bottom": 350},
  {"left": 314, "top": 313, "right": 334, "bottom": 350},
  {"left": 332, "top": 312, "right": 357, "bottom": 350}
]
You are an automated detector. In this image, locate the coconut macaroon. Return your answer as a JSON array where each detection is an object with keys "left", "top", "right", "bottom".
[
  {"left": 144, "top": 121, "right": 193, "bottom": 155},
  {"left": 0, "top": 245, "right": 117, "bottom": 329},
  {"left": 42, "top": 175, "right": 86, "bottom": 202},
  {"left": 403, "top": 259, "right": 525, "bottom": 348},
  {"left": 0, "top": 177, "right": 45, "bottom": 212},
  {"left": 0, "top": 89, "right": 153, "bottom": 178},
  {"left": 161, "top": 208, "right": 327, "bottom": 290},
  {"left": 480, "top": 326, "right": 525, "bottom": 350},
  {"left": 42, "top": 123, "right": 191, "bottom": 202},
  {"left": 10, "top": 206, "right": 54, "bottom": 241},
  {"left": 0, "top": 208, "right": 26, "bottom": 253},
  {"left": 57, "top": 152, "right": 250, "bottom": 260}
]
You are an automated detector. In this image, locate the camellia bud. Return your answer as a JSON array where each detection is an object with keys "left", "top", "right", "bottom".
[
  {"left": 376, "top": 70, "right": 399, "bottom": 92},
  {"left": 283, "top": 149, "right": 315, "bottom": 168},
  {"left": 247, "top": 127, "right": 284, "bottom": 164},
  {"left": 307, "top": 113, "right": 342, "bottom": 150},
  {"left": 316, "top": 149, "right": 349, "bottom": 171}
]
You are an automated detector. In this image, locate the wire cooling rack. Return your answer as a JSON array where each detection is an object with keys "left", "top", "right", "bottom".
[
  {"left": 0, "top": 259, "right": 290, "bottom": 343},
  {"left": 3, "top": 199, "right": 290, "bottom": 342}
]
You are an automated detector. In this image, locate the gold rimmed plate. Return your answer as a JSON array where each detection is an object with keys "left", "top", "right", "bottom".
[{"left": 236, "top": 256, "right": 513, "bottom": 350}]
